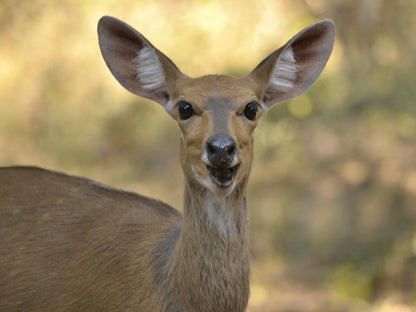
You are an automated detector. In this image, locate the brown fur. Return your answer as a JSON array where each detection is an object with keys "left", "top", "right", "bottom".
[{"left": 0, "top": 17, "right": 335, "bottom": 311}]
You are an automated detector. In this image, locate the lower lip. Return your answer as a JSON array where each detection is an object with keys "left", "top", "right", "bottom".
[{"left": 207, "top": 164, "right": 240, "bottom": 188}]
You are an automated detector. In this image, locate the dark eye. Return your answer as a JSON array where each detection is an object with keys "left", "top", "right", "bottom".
[
  {"left": 243, "top": 100, "right": 258, "bottom": 121},
  {"left": 177, "top": 100, "right": 194, "bottom": 120}
]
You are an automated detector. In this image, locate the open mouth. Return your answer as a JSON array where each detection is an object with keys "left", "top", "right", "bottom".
[{"left": 207, "top": 164, "right": 240, "bottom": 188}]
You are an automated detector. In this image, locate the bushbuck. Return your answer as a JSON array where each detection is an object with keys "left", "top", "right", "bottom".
[{"left": 0, "top": 16, "right": 335, "bottom": 311}]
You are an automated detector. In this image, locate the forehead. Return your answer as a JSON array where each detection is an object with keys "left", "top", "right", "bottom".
[
  {"left": 176, "top": 75, "right": 259, "bottom": 108},
  {"left": 204, "top": 97, "right": 234, "bottom": 133}
]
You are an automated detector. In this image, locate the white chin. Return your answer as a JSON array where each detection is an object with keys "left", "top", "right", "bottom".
[{"left": 201, "top": 177, "right": 236, "bottom": 197}]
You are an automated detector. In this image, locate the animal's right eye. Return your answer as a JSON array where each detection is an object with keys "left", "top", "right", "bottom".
[{"left": 177, "top": 100, "right": 195, "bottom": 120}]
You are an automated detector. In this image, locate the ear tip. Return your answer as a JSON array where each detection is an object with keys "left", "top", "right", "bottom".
[
  {"left": 319, "top": 19, "right": 335, "bottom": 27},
  {"left": 98, "top": 16, "right": 114, "bottom": 26},
  {"left": 302, "top": 19, "right": 335, "bottom": 50},
  {"left": 98, "top": 16, "right": 113, "bottom": 33},
  {"left": 316, "top": 19, "right": 336, "bottom": 38},
  {"left": 97, "top": 16, "right": 126, "bottom": 33}
]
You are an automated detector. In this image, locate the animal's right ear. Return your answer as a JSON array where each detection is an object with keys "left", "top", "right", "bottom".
[{"left": 98, "top": 16, "right": 184, "bottom": 113}]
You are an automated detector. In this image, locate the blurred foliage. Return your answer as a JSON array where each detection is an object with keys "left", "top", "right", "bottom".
[{"left": 1, "top": 0, "right": 415, "bottom": 311}]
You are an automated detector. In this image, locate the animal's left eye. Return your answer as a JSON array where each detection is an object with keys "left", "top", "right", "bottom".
[{"left": 243, "top": 100, "right": 258, "bottom": 121}]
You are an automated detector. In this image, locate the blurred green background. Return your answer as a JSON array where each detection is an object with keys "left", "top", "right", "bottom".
[{"left": 1, "top": 0, "right": 415, "bottom": 311}]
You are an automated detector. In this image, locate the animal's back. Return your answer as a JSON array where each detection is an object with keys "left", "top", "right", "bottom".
[{"left": 0, "top": 167, "right": 182, "bottom": 311}]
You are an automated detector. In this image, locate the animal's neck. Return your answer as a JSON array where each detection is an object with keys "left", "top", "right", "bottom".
[
  {"left": 169, "top": 178, "right": 250, "bottom": 312},
  {"left": 184, "top": 178, "right": 248, "bottom": 236}
]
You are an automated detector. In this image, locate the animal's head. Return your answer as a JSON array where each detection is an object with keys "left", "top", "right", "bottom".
[{"left": 98, "top": 16, "right": 335, "bottom": 196}]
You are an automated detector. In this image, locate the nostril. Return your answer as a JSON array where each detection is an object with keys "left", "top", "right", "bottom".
[
  {"left": 227, "top": 143, "right": 236, "bottom": 157},
  {"left": 207, "top": 142, "right": 216, "bottom": 156}
]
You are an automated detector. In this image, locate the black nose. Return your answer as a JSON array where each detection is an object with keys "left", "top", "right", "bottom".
[{"left": 206, "top": 134, "right": 237, "bottom": 168}]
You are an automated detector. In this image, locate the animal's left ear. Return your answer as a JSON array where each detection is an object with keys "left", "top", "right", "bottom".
[{"left": 248, "top": 20, "right": 335, "bottom": 107}]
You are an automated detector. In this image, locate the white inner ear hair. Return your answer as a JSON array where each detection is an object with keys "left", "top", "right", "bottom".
[
  {"left": 269, "top": 46, "right": 298, "bottom": 92},
  {"left": 134, "top": 43, "right": 166, "bottom": 91}
]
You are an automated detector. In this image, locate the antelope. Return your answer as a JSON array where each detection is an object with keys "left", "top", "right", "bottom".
[{"left": 0, "top": 16, "right": 335, "bottom": 311}]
